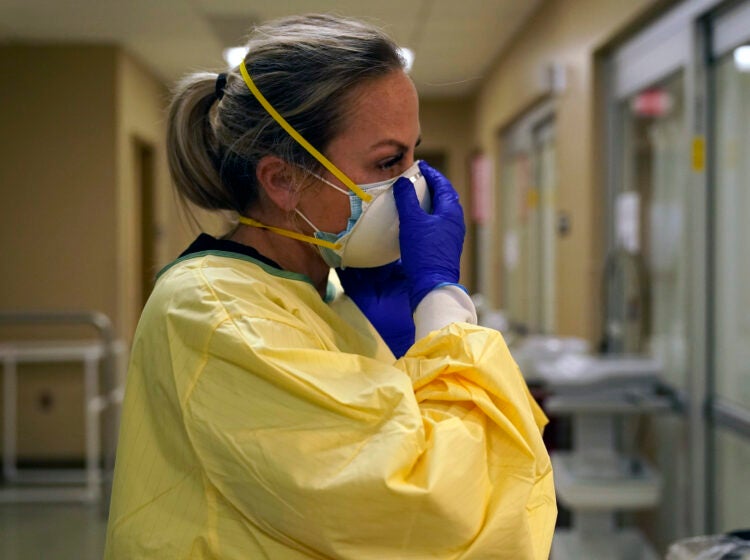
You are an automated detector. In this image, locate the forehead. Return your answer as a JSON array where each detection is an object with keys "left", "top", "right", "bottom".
[{"left": 339, "top": 71, "right": 420, "bottom": 140}]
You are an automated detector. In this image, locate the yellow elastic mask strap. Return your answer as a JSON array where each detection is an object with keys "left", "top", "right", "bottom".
[
  {"left": 239, "top": 60, "right": 372, "bottom": 203},
  {"left": 237, "top": 216, "right": 342, "bottom": 251}
]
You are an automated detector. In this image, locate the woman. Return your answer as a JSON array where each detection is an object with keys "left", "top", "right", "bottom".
[{"left": 105, "top": 14, "right": 555, "bottom": 559}]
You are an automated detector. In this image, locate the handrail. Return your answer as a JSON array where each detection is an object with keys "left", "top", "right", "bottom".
[
  {"left": 712, "top": 397, "right": 750, "bottom": 438},
  {"left": 0, "top": 309, "right": 117, "bottom": 383},
  {"left": 0, "top": 310, "right": 114, "bottom": 343},
  {"left": 0, "top": 310, "right": 117, "bottom": 382}
]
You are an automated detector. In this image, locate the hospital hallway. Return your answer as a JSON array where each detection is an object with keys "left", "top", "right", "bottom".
[{"left": 1, "top": 0, "right": 749, "bottom": 558}]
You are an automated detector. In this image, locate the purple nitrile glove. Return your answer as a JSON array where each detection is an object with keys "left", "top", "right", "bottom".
[
  {"left": 336, "top": 260, "right": 415, "bottom": 358},
  {"left": 393, "top": 161, "right": 466, "bottom": 311}
]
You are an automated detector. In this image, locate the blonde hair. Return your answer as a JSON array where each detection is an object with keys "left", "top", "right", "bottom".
[{"left": 167, "top": 14, "right": 406, "bottom": 214}]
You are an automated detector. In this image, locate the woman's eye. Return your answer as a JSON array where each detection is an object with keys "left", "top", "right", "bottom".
[{"left": 378, "top": 153, "right": 404, "bottom": 170}]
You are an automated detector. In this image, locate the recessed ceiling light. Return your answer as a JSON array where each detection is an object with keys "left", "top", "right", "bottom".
[
  {"left": 399, "top": 47, "right": 414, "bottom": 72},
  {"left": 223, "top": 46, "right": 249, "bottom": 68},
  {"left": 734, "top": 45, "right": 750, "bottom": 72}
]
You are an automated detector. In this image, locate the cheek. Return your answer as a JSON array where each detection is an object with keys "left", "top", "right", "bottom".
[{"left": 310, "top": 189, "right": 351, "bottom": 233}]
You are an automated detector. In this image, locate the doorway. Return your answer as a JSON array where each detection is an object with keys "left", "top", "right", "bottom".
[{"left": 134, "top": 138, "right": 157, "bottom": 310}]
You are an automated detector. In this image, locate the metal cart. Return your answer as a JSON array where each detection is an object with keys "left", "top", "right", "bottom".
[{"left": 0, "top": 311, "right": 124, "bottom": 507}]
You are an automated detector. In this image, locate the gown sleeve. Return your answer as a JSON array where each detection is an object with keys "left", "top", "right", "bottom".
[{"left": 180, "top": 283, "right": 556, "bottom": 559}]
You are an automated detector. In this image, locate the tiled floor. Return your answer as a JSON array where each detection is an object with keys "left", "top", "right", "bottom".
[{"left": 0, "top": 502, "right": 108, "bottom": 560}]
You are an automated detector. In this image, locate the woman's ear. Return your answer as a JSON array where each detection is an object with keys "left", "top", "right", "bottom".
[{"left": 255, "top": 155, "right": 301, "bottom": 212}]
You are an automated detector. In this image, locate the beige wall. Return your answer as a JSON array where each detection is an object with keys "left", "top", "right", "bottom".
[
  {"left": 473, "top": 0, "right": 660, "bottom": 341},
  {"left": 0, "top": 45, "right": 118, "bottom": 458},
  {"left": 115, "top": 51, "right": 171, "bottom": 341},
  {"left": 0, "top": 46, "right": 173, "bottom": 342},
  {"left": 1, "top": 45, "right": 118, "bottom": 320},
  {"left": 0, "top": 45, "right": 172, "bottom": 458}
]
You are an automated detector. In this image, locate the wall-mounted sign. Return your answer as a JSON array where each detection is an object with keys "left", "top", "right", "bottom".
[{"left": 631, "top": 88, "right": 673, "bottom": 118}]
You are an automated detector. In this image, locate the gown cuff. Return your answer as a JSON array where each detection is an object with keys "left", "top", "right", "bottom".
[{"left": 414, "top": 284, "right": 478, "bottom": 340}]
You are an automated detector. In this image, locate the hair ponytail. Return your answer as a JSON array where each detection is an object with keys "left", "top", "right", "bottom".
[{"left": 167, "top": 73, "right": 252, "bottom": 212}]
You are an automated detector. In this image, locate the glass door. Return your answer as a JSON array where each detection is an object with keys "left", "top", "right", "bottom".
[
  {"left": 533, "top": 119, "right": 557, "bottom": 334},
  {"left": 612, "top": 70, "right": 694, "bottom": 552},
  {"left": 607, "top": 0, "right": 750, "bottom": 541},
  {"left": 713, "top": 22, "right": 750, "bottom": 414},
  {"left": 606, "top": 2, "right": 707, "bottom": 547},
  {"left": 613, "top": 72, "right": 690, "bottom": 389},
  {"left": 709, "top": 0, "right": 750, "bottom": 532},
  {"left": 499, "top": 103, "right": 556, "bottom": 334},
  {"left": 501, "top": 150, "right": 530, "bottom": 328}
]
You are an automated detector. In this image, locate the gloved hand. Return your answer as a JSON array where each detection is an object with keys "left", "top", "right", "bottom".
[
  {"left": 336, "top": 261, "right": 415, "bottom": 358},
  {"left": 394, "top": 161, "right": 466, "bottom": 311}
]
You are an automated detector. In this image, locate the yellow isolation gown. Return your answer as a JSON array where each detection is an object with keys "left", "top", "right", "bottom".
[{"left": 104, "top": 247, "right": 556, "bottom": 559}]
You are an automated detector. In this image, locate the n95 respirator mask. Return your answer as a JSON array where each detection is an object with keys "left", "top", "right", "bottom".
[{"left": 296, "top": 161, "right": 431, "bottom": 269}]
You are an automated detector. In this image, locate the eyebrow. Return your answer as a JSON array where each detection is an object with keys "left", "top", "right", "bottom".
[{"left": 369, "top": 135, "right": 422, "bottom": 151}]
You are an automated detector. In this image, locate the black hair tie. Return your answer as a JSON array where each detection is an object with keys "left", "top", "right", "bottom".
[{"left": 215, "top": 73, "right": 227, "bottom": 100}]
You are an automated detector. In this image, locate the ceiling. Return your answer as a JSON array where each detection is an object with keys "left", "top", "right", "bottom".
[{"left": 0, "top": 0, "right": 542, "bottom": 98}]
